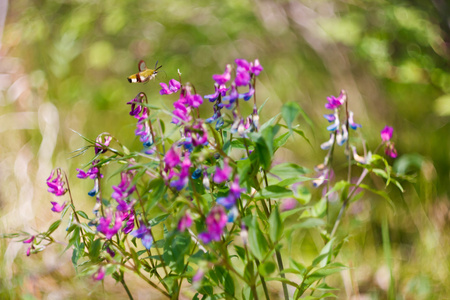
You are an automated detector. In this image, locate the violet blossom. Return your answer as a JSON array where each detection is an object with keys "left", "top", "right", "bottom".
[
  {"left": 51, "top": 201, "right": 67, "bottom": 213},
  {"left": 177, "top": 212, "right": 193, "bottom": 232},
  {"left": 131, "top": 220, "right": 153, "bottom": 249},
  {"left": 213, "top": 158, "right": 232, "bottom": 184},
  {"left": 198, "top": 206, "right": 228, "bottom": 243},
  {"left": 159, "top": 79, "right": 181, "bottom": 95},
  {"left": 46, "top": 169, "right": 67, "bottom": 196},
  {"left": 97, "top": 212, "right": 123, "bottom": 240},
  {"left": 380, "top": 126, "right": 397, "bottom": 158},
  {"left": 95, "top": 134, "right": 113, "bottom": 155}
]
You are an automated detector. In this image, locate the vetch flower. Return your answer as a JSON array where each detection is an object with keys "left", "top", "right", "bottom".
[
  {"left": 325, "top": 90, "right": 346, "bottom": 110},
  {"left": 323, "top": 113, "right": 336, "bottom": 122},
  {"left": 92, "top": 266, "right": 105, "bottom": 281},
  {"left": 213, "top": 158, "right": 232, "bottom": 184},
  {"left": 122, "top": 211, "right": 135, "bottom": 234},
  {"left": 112, "top": 171, "right": 136, "bottom": 203},
  {"left": 50, "top": 201, "right": 67, "bottom": 213},
  {"left": 46, "top": 169, "right": 67, "bottom": 196},
  {"left": 351, "top": 146, "right": 371, "bottom": 164},
  {"left": 193, "top": 269, "right": 205, "bottom": 283},
  {"left": 164, "top": 146, "right": 181, "bottom": 169},
  {"left": 326, "top": 112, "right": 340, "bottom": 131},
  {"left": 97, "top": 212, "right": 123, "bottom": 240},
  {"left": 238, "top": 84, "right": 255, "bottom": 101},
  {"left": 23, "top": 236, "right": 35, "bottom": 244},
  {"left": 177, "top": 212, "right": 193, "bottom": 232},
  {"left": 159, "top": 79, "right": 181, "bottom": 95},
  {"left": 385, "top": 142, "right": 398, "bottom": 158},
  {"left": 348, "top": 111, "right": 361, "bottom": 130},
  {"left": 336, "top": 125, "right": 348, "bottom": 146},
  {"left": 250, "top": 59, "right": 263, "bottom": 76},
  {"left": 95, "top": 134, "right": 113, "bottom": 155},
  {"left": 281, "top": 198, "right": 297, "bottom": 212},
  {"left": 212, "top": 64, "right": 232, "bottom": 85},
  {"left": 380, "top": 126, "right": 393, "bottom": 142},
  {"left": 320, "top": 133, "right": 335, "bottom": 150},
  {"left": 131, "top": 220, "right": 153, "bottom": 249},
  {"left": 127, "top": 92, "right": 146, "bottom": 116},
  {"left": 198, "top": 206, "right": 227, "bottom": 243}
]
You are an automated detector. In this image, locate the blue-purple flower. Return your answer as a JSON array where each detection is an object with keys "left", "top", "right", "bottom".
[
  {"left": 131, "top": 220, "right": 153, "bottom": 249},
  {"left": 348, "top": 111, "right": 361, "bottom": 130}
]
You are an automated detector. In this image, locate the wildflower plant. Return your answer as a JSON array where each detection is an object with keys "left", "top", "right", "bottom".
[{"left": 2, "top": 59, "right": 406, "bottom": 299}]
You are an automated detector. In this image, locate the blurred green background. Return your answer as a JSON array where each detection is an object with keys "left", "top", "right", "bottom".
[{"left": 1, "top": 0, "right": 449, "bottom": 299}]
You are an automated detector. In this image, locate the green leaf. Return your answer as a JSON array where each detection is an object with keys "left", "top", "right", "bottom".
[
  {"left": 291, "top": 218, "right": 326, "bottom": 230},
  {"left": 88, "top": 238, "right": 102, "bottom": 262},
  {"left": 46, "top": 220, "right": 61, "bottom": 235},
  {"left": 261, "top": 124, "right": 280, "bottom": 154},
  {"left": 258, "top": 261, "right": 276, "bottom": 277},
  {"left": 281, "top": 102, "right": 301, "bottom": 134},
  {"left": 273, "top": 131, "right": 290, "bottom": 151},
  {"left": 253, "top": 135, "right": 272, "bottom": 170},
  {"left": 269, "top": 163, "right": 308, "bottom": 177},
  {"left": 76, "top": 211, "right": 89, "bottom": 220},
  {"left": 269, "top": 207, "right": 283, "bottom": 242},
  {"left": 304, "top": 263, "right": 346, "bottom": 285},
  {"left": 255, "top": 185, "right": 293, "bottom": 199},
  {"left": 312, "top": 238, "right": 335, "bottom": 268},
  {"left": 248, "top": 218, "right": 269, "bottom": 261}
]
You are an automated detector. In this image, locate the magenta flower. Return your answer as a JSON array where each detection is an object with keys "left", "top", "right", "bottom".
[
  {"left": 213, "top": 158, "right": 232, "bottom": 184},
  {"left": 95, "top": 134, "right": 113, "bottom": 155},
  {"left": 235, "top": 59, "right": 251, "bottom": 71},
  {"left": 186, "top": 121, "right": 208, "bottom": 147},
  {"left": 23, "top": 236, "right": 35, "bottom": 244},
  {"left": 46, "top": 169, "right": 67, "bottom": 196},
  {"left": 112, "top": 171, "right": 136, "bottom": 203},
  {"left": 380, "top": 126, "right": 397, "bottom": 158},
  {"left": 380, "top": 126, "right": 393, "bottom": 142},
  {"left": 122, "top": 211, "right": 135, "bottom": 234},
  {"left": 250, "top": 59, "right": 263, "bottom": 76},
  {"left": 235, "top": 61, "right": 251, "bottom": 87},
  {"left": 193, "top": 269, "right": 205, "bottom": 283},
  {"left": 131, "top": 220, "right": 153, "bottom": 249},
  {"left": 135, "top": 107, "right": 153, "bottom": 147},
  {"left": 97, "top": 212, "right": 123, "bottom": 240},
  {"left": 164, "top": 146, "right": 181, "bottom": 169},
  {"left": 325, "top": 90, "right": 346, "bottom": 110},
  {"left": 160, "top": 79, "right": 181, "bottom": 95},
  {"left": 198, "top": 206, "right": 227, "bottom": 243},
  {"left": 92, "top": 266, "right": 105, "bottom": 281},
  {"left": 187, "top": 93, "right": 203, "bottom": 108},
  {"left": 212, "top": 64, "right": 232, "bottom": 85},
  {"left": 177, "top": 212, "right": 193, "bottom": 232},
  {"left": 51, "top": 201, "right": 67, "bottom": 213}
]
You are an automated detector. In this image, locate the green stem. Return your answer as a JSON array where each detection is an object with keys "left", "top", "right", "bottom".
[
  {"left": 255, "top": 259, "right": 271, "bottom": 300},
  {"left": 120, "top": 272, "right": 134, "bottom": 300}
]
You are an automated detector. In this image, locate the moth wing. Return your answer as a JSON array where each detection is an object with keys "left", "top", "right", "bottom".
[{"left": 138, "top": 60, "right": 147, "bottom": 72}]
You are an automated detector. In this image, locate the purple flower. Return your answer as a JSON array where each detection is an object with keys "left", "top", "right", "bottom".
[
  {"left": 380, "top": 126, "right": 393, "bottom": 142},
  {"left": 164, "top": 146, "right": 181, "bottom": 169},
  {"left": 213, "top": 158, "right": 232, "bottom": 184},
  {"left": 170, "top": 153, "right": 191, "bottom": 191},
  {"left": 172, "top": 99, "right": 192, "bottom": 124},
  {"left": 122, "top": 211, "right": 135, "bottom": 234},
  {"left": 312, "top": 168, "right": 333, "bottom": 188},
  {"left": 186, "top": 121, "right": 208, "bottom": 147},
  {"left": 177, "top": 212, "right": 193, "bottom": 232},
  {"left": 193, "top": 269, "right": 205, "bottom": 283},
  {"left": 112, "top": 171, "right": 136, "bottom": 203},
  {"left": 385, "top": 142, "right": 398, "bottom": 158},
  {"left": 77, "top": 165, "right": 102, "bottom": 179},
  {"left": 323, "top": 114, "right": 336, "bottom": 122},
  {"left": 95, "top": 134, "right": 113, "bottom": 155},
  {"left": 229, "top": 176, "right": 245, "bottom": 199},
  {"left": 239, "top": 84, "right": 255, "bottom": 101},
  {"left": 212, "top": 64, "right": 232, "bottom": 85},
  {"left": 92, "top": 266, "right": 105, "bottom": 281},
  {"left": 235, "top": 59, "right": 251, "bottom": 71},
  {"left": 325, "top": 90, "right": 346, "bottom": 110},
  {"left": 281, "top": 198, "right": 297, "bottom": 212},
  {"left": 198, "top": 206, "right": 227, "bottom": 243},
  {"left": 135, "top": 107, "right": 153, "bottom": 147},
  {"left": 106, "top": 245, "right": 116, "bottom": 257},
  {"left": 46, "top": 169, "right": 67, "bottom": 196},
  {"left": 131, "top": 220, "right": 153, "bottom": 249},
  {"left": 160, "top": 79, "right": 181, "bottom": 95},
  {"left": 348, "top": 111, "right": 361, "bottom": 130},
  {"left": 326, "top": 112, "right": 340, "bottom": 131},
  {"left": 250, "top": 59, "right": 263, "bottom": 76},
  {"left": 51, "top": 201, "right": 67, "bottom": 213},
  {"left": 187, "top": 93, "right": 203, "bottom": 108},
  {"left": 221, "top": 83, "right": 239, "bottom": 108},
  {"left": 216, "top": 196, "right": 236, "bottom": 210},
  {"left": 235, "top": 67, "right": 251, "bottom": 87},
  {"left": 127, "top": 92, "right": 146, "bottom": 116},
  {"left": 23, "top": 236, "right": 35, "bottom": 244},
  {"left": 97, "top": 212, "right": 123, "bottom": 240}
]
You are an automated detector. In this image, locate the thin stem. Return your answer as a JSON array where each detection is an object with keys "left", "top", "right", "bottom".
[
  {"left": 255, "top": 259, "right": 270, "bottom": 300},
  {"left": 120, "top": 272, "right": 134, "bottom": 300},
  {"left": 276, "top": 250, "right": 290, "bottom": 300}
]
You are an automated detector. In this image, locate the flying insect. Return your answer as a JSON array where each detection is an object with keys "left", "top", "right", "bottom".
[{"left": 127, "top": 60, "right": 162, "bottom": 83}]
